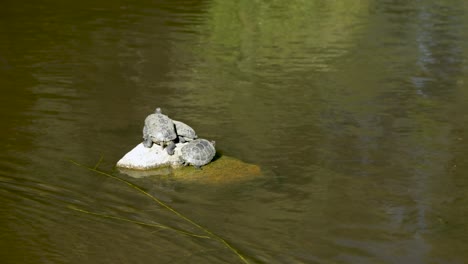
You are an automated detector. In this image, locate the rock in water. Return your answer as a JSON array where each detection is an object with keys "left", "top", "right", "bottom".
[
  {"left": 117, "top": 143, "right": 263, "bottom": 184},
  {"left": 117, "top": 155, "right": 263, "bottom": 184},
  {"left": 116, "top": 142, "right": 187, "bottom": 170},
  {"left": 172, "top": 155, "right": 263, "bottom": 184}
]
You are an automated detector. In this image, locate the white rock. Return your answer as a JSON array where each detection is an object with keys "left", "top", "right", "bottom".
[{"left": 116, "top": 142, "right": 188, "bottom": 170}]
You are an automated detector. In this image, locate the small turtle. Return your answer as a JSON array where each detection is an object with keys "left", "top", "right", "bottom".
[
  {"left": 179, "top": 139, "right": 216, "bottom": 169},
  {"left": 173, "top": 120, "right": 198, "bottom": 143},
  {"left": 142, "top": 108, "right": 177, "bottom": 155}
]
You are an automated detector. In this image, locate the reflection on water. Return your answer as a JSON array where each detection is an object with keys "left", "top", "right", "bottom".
[{"left": 1, "top": 0, "right": 468, "bottom": 263}]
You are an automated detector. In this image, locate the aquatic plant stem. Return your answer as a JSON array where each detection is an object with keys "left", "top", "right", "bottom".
[
  {"left": 93, "top": 155, "right": 104, "bottom": 169},
  {"left": 68, "top": 206, "right": 209, "bottom": 238},
  {"left": 69, "top": 159, "right": 250, "bottom": 264}
]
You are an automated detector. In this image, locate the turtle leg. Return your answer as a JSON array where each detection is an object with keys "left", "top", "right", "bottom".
[
  {"left": 166, "top": 141, "right": 176, "bottom": 155},
  {"left": 143, "top": 137, "right": 153, "bottom": 148},
  {"left": 194, "top": 165, "right": 202, "bottom": 170}
]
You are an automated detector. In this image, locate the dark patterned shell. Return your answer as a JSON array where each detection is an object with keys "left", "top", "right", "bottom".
[
  {"left": 180, "top": 139, "right": 216, "bottom": 167},
  {"left": 143, "top": 113, "right": 177, "bottom": 143}
]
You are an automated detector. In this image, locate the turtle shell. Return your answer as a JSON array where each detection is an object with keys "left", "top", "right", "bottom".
[
  {"left": 143, "top": 112, "right": 177, "bottom": 143},
  {"left": 173, "top": 120, "right": 197, "bottom": 140},
  {"left": 180, "top": 139, "right": 216, "bottom": 167}
]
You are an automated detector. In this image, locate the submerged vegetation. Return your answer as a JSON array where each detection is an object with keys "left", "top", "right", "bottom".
[{"left": 69, "top": 159, "right": 250, "bottom": 264}]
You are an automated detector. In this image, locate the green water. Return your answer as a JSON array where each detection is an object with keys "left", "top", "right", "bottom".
[{"left": 1, "top": 1, "right": 468, "bottom": 263}]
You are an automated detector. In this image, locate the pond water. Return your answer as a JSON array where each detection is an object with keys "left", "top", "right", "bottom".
[{"left": 1, "top": 0, "right": 468, "bottom": 263}]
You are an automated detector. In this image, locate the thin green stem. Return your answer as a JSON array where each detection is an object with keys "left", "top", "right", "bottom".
[
  {"left": 68, "top": 205, "right": 209, "bottom": 239},
  {"left": 93, "top": 155, "right": 104, "bottom": 169},
  {"left": 69, "top": 159, "right": 249, "bottom": 264}
]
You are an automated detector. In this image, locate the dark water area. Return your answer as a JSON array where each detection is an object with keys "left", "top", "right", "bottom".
[{"left": 1, "top": 0, "right": 468, "bottom": 263}]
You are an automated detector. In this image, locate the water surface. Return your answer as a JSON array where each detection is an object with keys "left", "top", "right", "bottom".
[{"left": 1, "top": 0, "right": 468, "bottom": 263}]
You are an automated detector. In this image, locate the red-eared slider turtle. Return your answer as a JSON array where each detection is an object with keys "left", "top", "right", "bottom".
[
  {"left": 180, "top": 139, "right": 216, "bottom": 169},
  {"left": 173, "top": 120, "right": 197, "bottom": 143},
  {"left": 142, "top": 108, "right": 177, "bottom": 155}
]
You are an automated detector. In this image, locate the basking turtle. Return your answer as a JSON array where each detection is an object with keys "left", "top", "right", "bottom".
[
  {"left": 173, "top": 120, "right": 198, "bottom": 143},
  {"left": 142, "top": 108, "right": 177, "bottom": 155},
  {"left": 179, "top": 139, "right": 216, "bottom": 169}
]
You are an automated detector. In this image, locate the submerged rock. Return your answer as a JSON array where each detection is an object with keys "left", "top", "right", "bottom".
[
  {"left": 116, "top": 143, "right": 262, "bottom": 184},
  {"left": 172, "top": 155, "right": 263, "bottom": 184}
]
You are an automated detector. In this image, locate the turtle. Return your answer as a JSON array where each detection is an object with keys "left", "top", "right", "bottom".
[
  {"left": 142, "top": 107, "right": 177, "bottom": 155},
  {"left": 179, "top": 139, "right": 216, "bottom": 169},
  {"left": 173, "top": 120, "right": 198, "bottom": 143}
]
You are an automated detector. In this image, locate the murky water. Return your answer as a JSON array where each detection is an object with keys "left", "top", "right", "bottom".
[{"left": 1, "top": 0, "right": 468, "bottom": 263}]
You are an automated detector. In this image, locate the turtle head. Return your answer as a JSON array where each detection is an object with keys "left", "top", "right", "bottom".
[
  {"left": 211, "top": 140, "right": 216, "bottom": 147},
  {"left": 155, "top": 107, "right": 162, "bottom": 114}
]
